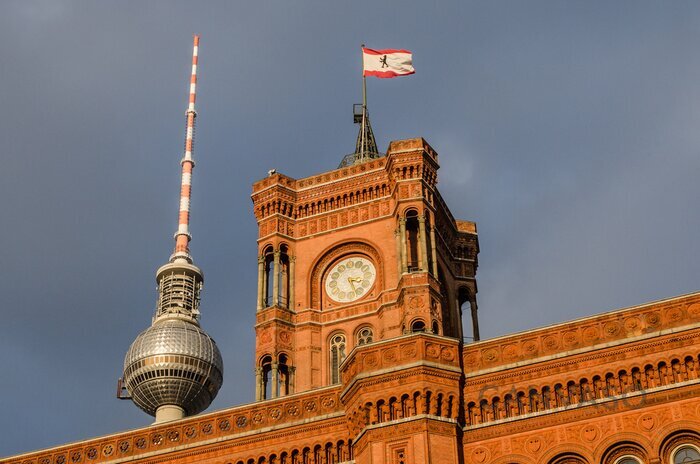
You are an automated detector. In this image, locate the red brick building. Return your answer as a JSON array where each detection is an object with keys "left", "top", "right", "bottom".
[{"left": 3, "top": 138, "right": 700, "bottom": 464}]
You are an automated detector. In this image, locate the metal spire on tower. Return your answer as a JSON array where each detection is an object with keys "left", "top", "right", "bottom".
[
  {"left": 338, "top": 44, "right": 381, "bottom": 168},
  {"left": 120, "top": 35, "right": 223, "bottom": 424}
]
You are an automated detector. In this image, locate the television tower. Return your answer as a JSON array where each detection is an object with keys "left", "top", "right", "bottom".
[{"left": 119, "top": 35, "right": 224, "bottom": 423}]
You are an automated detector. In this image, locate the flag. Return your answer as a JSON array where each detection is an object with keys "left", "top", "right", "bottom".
[{"left": 362, "top": 48, "right": 415, "bottom": 78}]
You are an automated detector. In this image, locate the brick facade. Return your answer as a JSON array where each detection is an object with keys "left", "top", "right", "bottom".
[{"left": 3, "top": 138, "right": 699, "bottom": 464}]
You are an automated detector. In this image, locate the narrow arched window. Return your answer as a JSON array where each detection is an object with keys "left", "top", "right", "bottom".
[
  {"left": 357, "top": 327, "right": 373, "bottom": 345},
  {"left": 263, "top": 247, "right": 274, "bottom": 307},
  {"left": 278, "top": 245, "right": 290, "bottom": 309},
  {"left": 405, "top": 210, "right": 420, "bottom": 272},
  {"left": 278, "top": 353, "right": 291, "bottom": 396},
  {"left": 260, "top": 355, "right": 272, "bottom": 400},
  {"left": 330, "top": 334, "right": 346, "bottom": 384}
]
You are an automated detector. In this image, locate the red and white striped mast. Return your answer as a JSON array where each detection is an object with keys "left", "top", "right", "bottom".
[{"left": 172, "top": 34, "right": 200, "bottom": 263}]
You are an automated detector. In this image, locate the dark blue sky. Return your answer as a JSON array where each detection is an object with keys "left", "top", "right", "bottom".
[{"left": 3, "top": 1, "right": 700, "bottom": 456}]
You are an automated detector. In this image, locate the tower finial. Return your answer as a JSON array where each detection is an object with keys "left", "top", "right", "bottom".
[
  {"left": 339, "top": 44, "right": 381, "bottom": 168},
  {"left": 355, "top": 44, "right": 379, "bottom": 162},
  {"left": 172, "top": 34, "right": 200, "bottom": 263}
]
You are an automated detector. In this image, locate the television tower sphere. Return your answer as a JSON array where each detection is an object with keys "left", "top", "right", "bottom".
[{"left": 122, "top": 262, "right": 224, "bottom": 422}]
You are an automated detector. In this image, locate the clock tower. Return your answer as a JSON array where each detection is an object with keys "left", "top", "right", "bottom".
[{"left": 250, "top": 137, "right": 479, "bottom": 401}]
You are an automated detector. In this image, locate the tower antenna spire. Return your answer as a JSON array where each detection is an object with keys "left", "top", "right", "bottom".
[{"left": 172, "top": 34, "right": 200, "bottom": 263}]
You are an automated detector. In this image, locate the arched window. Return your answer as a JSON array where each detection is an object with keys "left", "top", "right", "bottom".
[
  {"left": 405, "top": 210, "right": 420, "bottom": 272},
  {"left": 541, "top": 386, "right": 551, "bottom": 409},
  {"left": 549, "top": 454, "right": 587, "bottom": 464},
  {"left": 263, "top": 247, "right": 274, "bottom": 307},
  {"left": 357, "top": 327, "right": 373, "bottom": 345},
  {"left": 259, "top": 355, "right": 273, "bottom": 400},
  {"left": 411, "top": 319, "right": 426, "bottom": 333},
  {"left": 330, "top": 334, "right": 346, "bottom": 384},
  {"left": 615, "top": 458, "right": 641, "bottom": 464},
  {"left": 278, "top": 245, "right": 290, "bottom": 309},
  {"left": 673, "top": 446, "right": 700, "bottom": 463},
  {"left": 431, "top": 320, "right": 439, "bottom": 334},
  {"left": 603, "top": 443, "right": 648, "bottom": 464},
  {"left": 278, "top": 353, "right": 291, "bottom": 396},
  {"left": 458, "top": 286, "right": 479, "bottom": 342}
]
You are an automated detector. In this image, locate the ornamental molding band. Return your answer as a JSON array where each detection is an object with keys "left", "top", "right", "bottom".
[{"left": 462, "top": 293, "right": 700, "bottom": 373}]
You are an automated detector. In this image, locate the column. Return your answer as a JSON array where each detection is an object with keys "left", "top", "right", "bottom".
[
  {"left": 395, "top": 228, "right": 402, "bottom": 277},
  {"left": 456, "top": 299, "right": 464, "bottom": 341},
  {"left": 289, "top": 366, "right": 296, "bottom": 394},
  {"left": 271, "top": 362, "right": 279, "bottom": 398},
  {"left": 418, "top": 215, "right": 428, "bottom": 272},
  {"left": 399, "top": 218, "right": 408, "bottom": 273},
  {"left": 262, "top": 257, "right": 269, "bottom": 308},
  {"left": 429, "top": 225, "right": 438, "bottom": 276},
  {"left": 272, "top": 250, "right": 280, "bottom": 306},
  {"left": 289, "top": 256, "right": 296, "bottom": 310},
  {"left": 256, "top": 255, "right": 265, "bottom": 311},
  {"left": 254, "top": 367, "right": 262, "bottom": 401},
  {"left": 471, "top": 301, "right": 480, "bottom": 341}
]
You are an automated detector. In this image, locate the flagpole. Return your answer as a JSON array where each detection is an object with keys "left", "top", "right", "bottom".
[{"left": 361, "top": 44, "right": 367, "bottom": 161}]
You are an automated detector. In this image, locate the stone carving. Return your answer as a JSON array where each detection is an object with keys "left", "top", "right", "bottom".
[
  {"left": 688, "top": 303, "right": 700, "bottom": 319},
  {"left": 383, "top": 348, "right": 398, "bottom": 363},
  {"left": 525, "top": 437, "right": 542, "bottom": 454},
  {"left": 638, "top": 413, "right": 655, "bottom": 431},
  {"left": 667, "top": 307, "right": 684, "bottom": 322},
  {"left": 543, "top": 335, "right": 559, "bottom": 351},
  {"left": 483, "top": 348, "right": 500, "bottom": 363},
  {"left": 581, "top": 424, "right": 598, "bottom": 442},
  {"left": 502, "top": 344, "right": 519, "bottom": 361},
  {"left": 321, "top": 396, "right": 336, "bottom": 409},
  {"left": 426, "top": 343, "right": 440, "bottom": 359},
  {"left": 151, "top": 434, "right": 162, "bottom": 446},
  {"left": 472, "top": 447, "right": 489, "bottom": 463},
  {"left": 217, "top": 418, "right": 231, "bottom": 431},
  {"left": 400, "top": 343, "right": 417, "bottom": 360},
  {"left": 304, "top": 400, "right": 318, "bottom": 412},
  {"left": 269, "top": 407, "right": 282, "bottom": 420}
]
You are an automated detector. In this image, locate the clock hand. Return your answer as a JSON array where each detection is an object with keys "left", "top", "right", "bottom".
[{"left": 347, "top": 277, "right": 357, "bottom": 292}]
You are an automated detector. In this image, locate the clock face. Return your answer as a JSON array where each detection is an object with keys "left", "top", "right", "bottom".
[{"left": 325, "top": 257, "right": 376, "bottom": 303}]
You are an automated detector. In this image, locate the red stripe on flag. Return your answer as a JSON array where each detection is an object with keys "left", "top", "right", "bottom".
[
  {"left": 363, "top": 70, "right": 416, "bottom": 78},
  {"left": 362, "top": 48, "right": 412, "bottom": 55}
]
